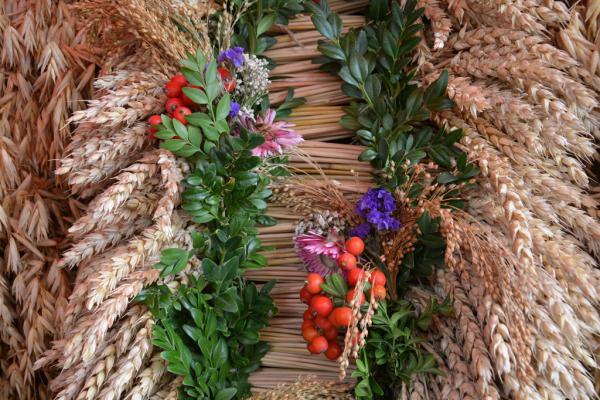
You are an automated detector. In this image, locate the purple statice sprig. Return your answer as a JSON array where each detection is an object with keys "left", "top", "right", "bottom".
[
  {"left": 229, "top": 101, "right": 240, "bottom": 118},
  {"left": 218, "top": 46, "right": 245, "bottom": 69},
  {"left": 356, "top": 188, "right": 401, "bottom": 231},
  {"left": 349, "top": 223, "right": 371, "bottom": 239}
]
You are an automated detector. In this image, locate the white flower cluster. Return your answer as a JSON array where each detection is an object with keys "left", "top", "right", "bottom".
[
  {"left": 239, "top": 105, "right": 255, "bottom": 120},
  {"left": 235, "top": 54, "right": 270, "bottom": 107}
]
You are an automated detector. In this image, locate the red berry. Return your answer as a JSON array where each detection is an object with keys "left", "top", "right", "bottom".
[
  {"left": 315, "top": 315, "right": 332, "bottom": 330},
  {"left": 303, "top": 309, "right": 314, "bottom": 321},
  {"left": 218, "top": 67, "right": 231, "bottom": 79},
  {"left": 325, "top": 341, "right": 341, "bottom": 360},
  {"left": 146, "top": 126, "right": 157, "bottom": 140},
  {"left": 369, "top": 269, "right": 387, "bottom": 286},
  {"left": 306, "top": 273, "right": 324, "bottom": 295},
  {"left": 346, "top": 288, "right": 366, "bottom": 306},
  {"left": 310, "top": 295, "right": 333, "bottom": 317},
  {"left": 302, "top": 320, "right": 315, "bottom": 330},
  {"left": 324, "top": 326, "right": 338, "bottom": 340},
  {"left": 371, "top": 285, "right": 387, "bottom": 300},
  {"left": 331, "top": 307, "right": 352, "bottom": 328},
  {"left": 173, "top": 106, "right": 191, "bottom": 125},
  {"left": 337, "top": 253, "right": 357, "bottom": 271},
  {"left": 347, "top": 268, "right": 365, "bottom": 287},
  {"left": 165, "top": 82, "right": 182, "bottom": 98},
  {"left": 218, "top": 67, "right": 236, "bottom": 92},
  {"left": 308, "top": 336, "right": 328, "bottom": 354},
  {"left": 148, "top": 115, "right": 162, "bottom": 126},
  {"left": 165, "top": 98, "right": 183, "bottom": 114},
  {"left": 170, "top": 74, "right": 187, "bottom": 87},
  {"left": 328, "top": 311, "right": 337, "bottom": 326},
  {"left": 300, "top": 287, "right": 313, "bottom": 304},
  {"left": 345, "top": 237, "right": 365, "bottom": 256},
  {"left": 302, "top": 326, "right": 319, "bottom": 342},
  {"left": 223, "top": 79, "right": 236, "bottom": 93}
]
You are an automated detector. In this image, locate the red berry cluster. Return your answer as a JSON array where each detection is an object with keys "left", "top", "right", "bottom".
[
  {"left": 146, "top": 68, "right": 236, "bottom": 139},
  {"left": 299, "top": 237, "right": 387, "bottom": 360}
]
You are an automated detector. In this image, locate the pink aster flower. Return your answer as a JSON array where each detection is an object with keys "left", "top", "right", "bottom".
[
  {"left": 294, "top": 230, "right": 343, "bottom": 276},
  {"left": 238, "top": 108, "right": 303, "bottom": 157}
]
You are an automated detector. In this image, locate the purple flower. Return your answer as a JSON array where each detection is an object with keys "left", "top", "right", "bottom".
[
  {"left": 349, "top": 223, "right": 371, "bottom": 239},
  {"left": 229, "top": 101, "right": 240, "bottom": 117},
  {"left": 356, "top": 188, "right": 401, "bottom": 231},
  {"left": 218, "top": 46, "right": 245, "bottom": 68}
]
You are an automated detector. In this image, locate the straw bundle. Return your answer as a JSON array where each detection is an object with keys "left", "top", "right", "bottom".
[
  {"left": 0, "top": 1, "right": 95, "bottom": 398},
  {"left": 417, "top": 0, "right": 600, "bottom": 397},
  {"left": 33, "top": 1, "right": 208, "bottom": 398}
]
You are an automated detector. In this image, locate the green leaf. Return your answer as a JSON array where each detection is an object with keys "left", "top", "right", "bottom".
[
  {"left": 205, "top": 82, "right": 220, "bottom": 102},
  {"left": 182, "top": 87, "right": 208, "bottom": 105},
  {"left": 161, "top": 139, "right": 186, "bottom": 152},
  {"left": 215, "top": 388, "right": 237, "bottom": 400},
  {"left": 329, "top": 12, "right": 343, "bottom": 38},
  {"left": 437, "top": 172, "right": 457, "bottom": 184},
  {"left": 364, "top": 75, "right": 381, "bottom": 100},
  {"left": 355, "top": 30, "right": 368, "bottom": 54},
  {"left": 338, "top": 66, "right": 359, "bottom": 86},
  {"left": 205, "top": 62, "right": 218, "bottom": 85},
  {"left": 257, "top": 14, "right": 276, "bottom": 36},
  {"left": 203, "top": 124, "right": 220, "bottom": 142},
  {"left": 312, "top": 14, "right": 334, "bottom": 40},
  {"left": 173, "top": 119, "right": 189, "bottom": 141},
  {"left": 211, "top": 339, "right": 228, "bottom": 366},
  {"left": 187, "top": 112, "right": 212, "bottom": 127},
  {"left": 356, "top": 129, "right": 373, "bottom": 142},
  {"left": 318, "top": 42, "right": 346, "bottom": 61},
  {"left": 358, "top": 148, "right": 377, "bottom": 161},
  {"left": 215, "top": 287, "right": 239, "bottom": 313},
  {"left": 349, "top": 52, "right": 368, "bottom": 82},
  {"left": 188, "top": 126, "right": 202, "bottom": 147},
  {"left": 367, "top": 0, "right": 388, "bottom": 20},
  {"left": 216, "top": 93, "right": 231, "bottom": 121},
  {"left": 250, "top": 198, "right": 267, "bottom": 210}
]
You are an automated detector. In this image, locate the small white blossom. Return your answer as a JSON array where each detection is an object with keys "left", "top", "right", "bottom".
[
  {"left": 235, "top": 54, "right": 270, "bottom": 107},
  {"left": 239, "top": 106, "right": 255, "bottom": 120}
]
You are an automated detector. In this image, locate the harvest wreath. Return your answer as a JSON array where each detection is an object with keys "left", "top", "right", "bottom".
[
  {"left": 6, "top": 0, "right": 598, "bottom": 399},
  {"left": 136, "top": 0, "right": 477, "bottom": 398}
]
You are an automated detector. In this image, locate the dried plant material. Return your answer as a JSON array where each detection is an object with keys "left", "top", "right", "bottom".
[
  {"left": 71, "top": 0, "right": 202, "bottom": 69},
  {"left": 0, "top": 0, "right": 95, "bottom": 397},
  {"left": 419, "top": 0, "right": 452, "bottom": 49},
  {"left": 123, "top": 353, "right": 167, "bottom": 400},
  {"left": 251, "top": 376, "right": 353, "bottom": 399}
]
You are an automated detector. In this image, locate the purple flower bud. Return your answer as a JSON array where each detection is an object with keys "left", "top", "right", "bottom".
[
  {"left": 229, "top": 101, "right": 241, "bottom": 117},
  {"left": 349, "top": 223, "right": 371, "bottom": 239},
  {"left": 218, "top": 46, "right": 245, "bottom": 68},
  {"left": 356, "top": 188, "right": 401, "bottom": 232}
]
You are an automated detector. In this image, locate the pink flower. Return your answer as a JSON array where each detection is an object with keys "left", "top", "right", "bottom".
[
  {"left": 239, "top": 108, "right": 303, "bottom": 157},
  {"left": 294, "top": 231, "right": 343, "bottom": 276}
]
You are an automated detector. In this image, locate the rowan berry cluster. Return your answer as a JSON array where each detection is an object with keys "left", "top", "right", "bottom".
[{"left": 299, "top": 236, "right": 387, "bottom": 360}]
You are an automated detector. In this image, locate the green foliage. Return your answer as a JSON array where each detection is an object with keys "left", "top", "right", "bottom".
[
  {"left": 352, "top": 299, "right": 451, "bottom": 399},
  {"left": 309, "top": 1, "right": 479, "bottom": 398},
  {"left": 320, "top": 273, "right": 352, "bottom": 307},
  {"left": 155, "top": 51, "right": 229, "bottom": 159},
  {"left": 309, "top": 0, "right": 478, "bottom": 194},
  {"left": 233, "top": 0, "right": 305, "bottom": 55},
  {"left": 140, "top": 229, "right": 276, "bottom": 399},
  {"left": 141, "top": 3, "right": 305, "bottom": 395}
]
